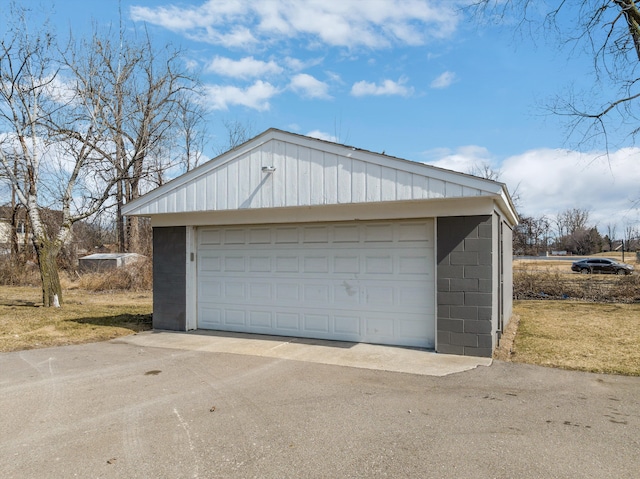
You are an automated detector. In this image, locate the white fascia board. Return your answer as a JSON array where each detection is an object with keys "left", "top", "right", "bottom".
[
  {"left": 496, "top": 185, "right": 519, "bottom": 226},
  {"left": 148, "top": 197, "right": 497, "bottom": 228}
]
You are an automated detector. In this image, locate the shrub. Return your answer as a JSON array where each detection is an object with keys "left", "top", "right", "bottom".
[
  {"left": 0, "top": 255, "right": 40, "bottom": 286},
  {"left": 74, "top": 257, "right": 152, "bottom": 292},
  {"left": 514, "top": 264, "right": 640, "bottom": 302}
]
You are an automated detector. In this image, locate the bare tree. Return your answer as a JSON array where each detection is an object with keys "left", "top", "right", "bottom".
[
  {"left": 0, "top": 5, "right": 202, "bottom": 306},
  {"left": 605, "top": 222, "right": 618, "bottom": 250},
  {"left": 177, "top": 96, "right": 207, "bottom": 174},
  {"left": 60, "top": 25, "right": 200, "bottom": 253},
  {"left": 472, "top": 1, "right": 640, "bottom": 151},
  {"left": 624, "top": 222, "right": 638, "bottom": 248},
  {"left": 469, "top": 162, "right": 501, "bottom": 181},
  {"left": 555, "top": 208, "right": 590, "bottom": 239},
  {"left": 216, "top": 119, "right": 255, "bottom": 155},
  {"left": 513, "top": 215, "right": 551, "bottom": 255},
  {"left": 0, "top": 6, "right": 68, "bottom": 306}
]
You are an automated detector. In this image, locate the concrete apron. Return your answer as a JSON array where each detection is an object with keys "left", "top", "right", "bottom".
[{"left": 116, "top": 330, "right": 492, "bottom": 377}]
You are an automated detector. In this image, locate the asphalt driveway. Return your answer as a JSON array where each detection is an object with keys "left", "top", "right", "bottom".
[{"left": 1, "top": 336, "right": 639, "bottom": 478}]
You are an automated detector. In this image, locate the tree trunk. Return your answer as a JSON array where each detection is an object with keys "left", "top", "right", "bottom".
[
  {"left": 33, "top": 237, "right": 63, "bottom": 307},
  {"left": 117, "top": 183, "right": 125, "bottom": 253},
  {"left": 127, "top": 216, "right": 140, "bottom": 253}
]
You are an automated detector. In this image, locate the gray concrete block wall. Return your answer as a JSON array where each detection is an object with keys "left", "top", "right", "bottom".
[
  {"left": 152, "top": 226, "right": 187, "bottom": 330},
  {"left": 437, "top": 216, "right": 493, "bottom": 357}
]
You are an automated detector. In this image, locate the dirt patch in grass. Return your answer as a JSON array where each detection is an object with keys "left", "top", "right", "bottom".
[
  {"left": 508, "top": 300, "right": 640, "bottom": 376},
  {"left": 0, "top": 286, "right": 152, "bottom": 353}
]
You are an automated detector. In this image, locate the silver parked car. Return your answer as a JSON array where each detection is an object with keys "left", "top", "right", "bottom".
[{"left": 571, "top": 258, "right": 634, "bottom": 275}]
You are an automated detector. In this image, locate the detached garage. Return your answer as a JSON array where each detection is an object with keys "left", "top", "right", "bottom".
[{"left": 122, "top": 129, "right": 518, "bottom": 357}]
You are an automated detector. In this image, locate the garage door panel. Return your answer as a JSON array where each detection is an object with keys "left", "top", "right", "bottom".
[
  {"left": 200, "top": 256, "right": 221, "bottom": 272},
  {"left": 303, "top": 256, "right": 329, "bottom": 273},
  {"left": 363, "top": 285, "right": 394, "bottom": 305},
  {"left": 367, "top": 317, "right": 395, "bottom": 336},
  {"left": 248, "top": 228, "right": 271, "bottom": 244},
  {"left": 249, "top": 311, "right": 272, "bottom": 328},
  {"left": 276, "top": 312, "right": 300, "bottom": 331},
  {"left": 364, "top": 223, "right": 393, "bottom": 242},
  {"left": 275, "top": 227, "right": 298, "bottom": 243},
  {"left": 198, "top": 279, "right": 222, "bottom": 298},
  {"left": 334, "top": 282, "right": 361, "bottom": 304},
  {"left": 224, "top": 229, "right": 246, "bottom": 244},
  {"left": 364, "top": 255, "right": 393, "bottom": 274},
  {"left": 197, "top": 220, "right": 435, "bottom": 348},
  {"left": 303, "top": 225, "right": 329, "bottom": 243},
  {"left": 200, "top": 230, "right": 221, "bottom": 245},
  {"left": 304, "top": 314, "right": 330, "bottom": 333},
  {"left": 399, "top": 222, "right": 434, "bottom": 242},
  {"left": 399, "top": 255, "right": 431, "bottom": 274},
  {"left": 224, "top": 256, "right": 245, "bottom": 272},
  {"left": 248, "top": 282, "right": 272, "bottom": 300},
  {"left": 334, "top": 255, "right": 359, "bottom": 273},
  {"left": 333, "top": 225, "right": 359, "bottom": 242},
  {"left": 225, "top": 310, "right": 246, "bottom": 326},
  {"left": 303, "top": 283, "right": 330, "bottom": 302},
  {"left": 199, "top": 307, "right": 221, "bottom": 328},
  {"left": 276, "top": 256, "right": 298, "bottom": 272},
  {"left": 334, "top": 315, "right": 361, "bottom": 336},
  {"left": 398, "top": 286, "right": 430, "bottom": 306},
  {"left": 224, "top": 282, "right": 246, "bottom": 299},
  {"left": 249, "top": 256, "right": 271, "bottom": 272},
  {"left": 276, "top": 283, "right": 300, "bottom": 300}
]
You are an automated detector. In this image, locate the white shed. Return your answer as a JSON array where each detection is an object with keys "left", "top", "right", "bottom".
[{"left": 123, "top": 129, "right": 518, "bottom": 357}]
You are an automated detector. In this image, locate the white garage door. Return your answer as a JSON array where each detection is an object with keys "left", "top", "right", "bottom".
[{"left": 197, "top": 220, "right": 435, "bottom": 348}]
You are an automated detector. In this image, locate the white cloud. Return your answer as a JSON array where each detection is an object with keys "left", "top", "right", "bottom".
[
  {"left": 202, "top": 80, "right": 279, "bottom": 111},
  {"left": 207, "top": 56, "right": 283, "bottom": 79},
  {"left": 351, "top": 77, "right": 414, "bottom": 97},
  {"left": 430, "top": 71, "right": 457, "bottom": 89},
  {"left": 289, "top": 74, "right": 331, "bottom": 99},
  {"left": 130, "top": 0, "right": 459, "bottom": 49},
  {"left": 500, "top": 148, "right": 640, "bottom": 227},
  {"left": 283, "top": 56, "right": 324, "bottom": 71},
  {"left": 425, "top": 146, "right": 640, "bottom": 232},
  {"left": 325, "top": 71, "right": 343, "bottom": 84},
  {"left": 306, "top": 130, "right": 338, "bottom": 142}
]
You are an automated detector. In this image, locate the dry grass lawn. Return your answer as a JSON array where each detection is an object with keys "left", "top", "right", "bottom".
[
  {"left": 0, "top": 286, "right": 152, "bottom": 353},
  {"left": 509, "top": 300, "right": 640, "bottom": 376}
]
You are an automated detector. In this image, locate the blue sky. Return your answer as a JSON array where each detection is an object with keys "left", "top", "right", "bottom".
[{"left": 20, "top": 1, "right": 640, "bottom": 234}]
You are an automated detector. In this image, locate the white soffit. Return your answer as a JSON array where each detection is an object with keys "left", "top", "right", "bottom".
[{"left": 122, "top": 129, "right": 516, "bottom": 223}]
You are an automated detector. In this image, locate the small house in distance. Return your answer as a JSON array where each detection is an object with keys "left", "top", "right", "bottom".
[
  {"left": 122, "top": 129, "right": 518, "bottom": 357},
  {"left": 78, "top": 253, "right": 144, "bottom": 273}
]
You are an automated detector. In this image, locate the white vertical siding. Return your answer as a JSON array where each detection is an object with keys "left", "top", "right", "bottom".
[
  {"left": 285, "top": 142, "right": 298, "bottom": 206},
  {"left": 298, "top": 145, "right": 311, "bottom": 206},
  {"left": 366, "top": 163, "right": 381, "bottom": 202},
  {"left": 310, "top": 148, "right": 324, "bottom": 204},
  {"left": 324, "top": 152, "right": 338, "bottom": 205},
  {"left": 351, "top": 159, "right": 366, "bottom": 203},
  {"left": 381, "top": 166, "right": 396, "bottom": 202},
  {"left": 131, "top": 138, "right": 497, "bottom": 215},
  {"left": 337, "top": 156, "right": 352, "bottom": 203}
]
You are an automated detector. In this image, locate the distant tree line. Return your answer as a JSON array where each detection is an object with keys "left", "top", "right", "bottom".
[{"left": 514, "top": 208, "right": 639, "bottom": 256}]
